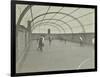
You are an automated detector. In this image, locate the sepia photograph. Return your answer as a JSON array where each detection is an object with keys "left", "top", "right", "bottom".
[{"left": 11, "top": 0, "right": 97, "bottom": 76}]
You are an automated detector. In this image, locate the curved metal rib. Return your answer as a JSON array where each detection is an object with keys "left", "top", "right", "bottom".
[
  {"left": 17, "top": 5, "right": 33, "bottom": 26},
  {"left": 32, "top": 22, "right": 67, "bottom": 33},
  {"left": 30, "top": 12, "right": 85, "bottom": 33},
  {"left": 32, "top": 23, "right": 62, "bottom": 33},
  {"left": 32, "top": 18, "right": 74, "bottom": 33}
]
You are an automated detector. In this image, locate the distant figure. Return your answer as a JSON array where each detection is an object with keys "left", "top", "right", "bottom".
[
  {"left": 64, "top": 39, "right": 67, "bottom": 44},
  {"left": 38, "top": 36, "right": 44, "bottom": 51},
  {"left": 92, "top": 38, "right": 94, "bottom": 45},
  {"left": 36, "top": 38, "right": 38, "bottom": 43},
  {"left": 48, "top": 36, "right": 52, "bottom": 46},
  {"left": 79, "top": 36, "right": 83, "bottom": 46}
]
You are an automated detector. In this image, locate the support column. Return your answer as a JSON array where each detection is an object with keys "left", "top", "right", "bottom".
[
  {"left": 16, "top": 26, "right": 19, "bottom": 61},
  {"left": 48, "top": 28, "right": 51, "bottom": 34},
  {"left": 25, "top": 31, "right": 27, "bottom": 48},
  {"left": 27, "top": 21, "right": 32, "bottom": 45}
]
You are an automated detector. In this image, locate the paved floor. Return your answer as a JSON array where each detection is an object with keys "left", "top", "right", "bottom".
[{"left": 16, "top": 40, "right": 95, "bottom": 73}]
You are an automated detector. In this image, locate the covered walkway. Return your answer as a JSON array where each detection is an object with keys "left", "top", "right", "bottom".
[{"left": 16, "top": 3, "right": 95, "bottom": 73}]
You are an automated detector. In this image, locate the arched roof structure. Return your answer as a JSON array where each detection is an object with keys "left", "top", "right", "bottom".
[{"left": 16, "top": 4, "right": 95, "bottom": 34}]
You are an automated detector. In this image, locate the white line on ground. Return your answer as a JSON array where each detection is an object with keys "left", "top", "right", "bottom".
[{"left": 77, "top": 58, "right": 90, "bottom": 69}]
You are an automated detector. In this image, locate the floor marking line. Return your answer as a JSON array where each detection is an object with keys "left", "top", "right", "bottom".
[{"left": 77, "top": 58, "right": 90, "bottom": 69}]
